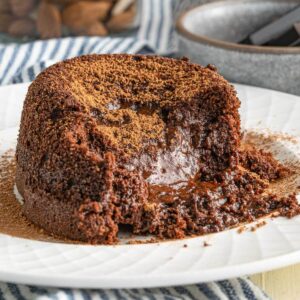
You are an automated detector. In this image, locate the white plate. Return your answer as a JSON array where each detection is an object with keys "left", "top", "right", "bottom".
[{"left": 0, "top": 83, "right": 300, "bottom": 289}]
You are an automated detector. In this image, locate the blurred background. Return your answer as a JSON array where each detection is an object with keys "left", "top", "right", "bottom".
[{"left": 1, "top": 0, "right": 300, "bottom": 95}]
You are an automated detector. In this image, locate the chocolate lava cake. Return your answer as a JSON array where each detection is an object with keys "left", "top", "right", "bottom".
[{"left": 15, "top": 54, "right": 300, "bottom": 244}]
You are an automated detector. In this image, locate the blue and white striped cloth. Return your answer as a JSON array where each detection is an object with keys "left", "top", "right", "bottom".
[
  {"left": 0, "top": 0, "right": 269, "bottom": 299},
  {"left": 0, "top": 279, "right": 269, "bottom": 300},
  {"left": 0, "top": 0, "right": 176, "bottom": 85}
]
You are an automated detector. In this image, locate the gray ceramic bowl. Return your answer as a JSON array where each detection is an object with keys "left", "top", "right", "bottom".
[{"left": 176, "top": 0, "right": 300, "bottom": 95}]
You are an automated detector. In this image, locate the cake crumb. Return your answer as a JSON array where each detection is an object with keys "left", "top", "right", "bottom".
[
  {"left": 203, "top": 241, "right": 211, "bottom": 247},
  {"left": 250, "top": 220, "right": 267, "bottom": 232},
  {"left": 126, "top": 237, "right": 159, "bottom": 245},
  {"left": 237, "top": 226, "right": 246, "bottom": 234}
]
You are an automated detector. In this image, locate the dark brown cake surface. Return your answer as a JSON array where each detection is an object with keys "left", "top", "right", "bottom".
[{"left": 15, "top": 54, "right": 299, "bottom": 244}]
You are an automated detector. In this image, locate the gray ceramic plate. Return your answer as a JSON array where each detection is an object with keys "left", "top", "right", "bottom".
[{"left": 176, "top": 0, "right": 300, "bottom": 95}]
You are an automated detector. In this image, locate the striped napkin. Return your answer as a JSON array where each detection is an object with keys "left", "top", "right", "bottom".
[{"left": 0, "top": 0, "right": 269, "bottom": 299}]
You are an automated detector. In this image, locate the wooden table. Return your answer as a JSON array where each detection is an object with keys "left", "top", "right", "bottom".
[{"left": 250, "top": 264, "right": 300, "bottom": 300}]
